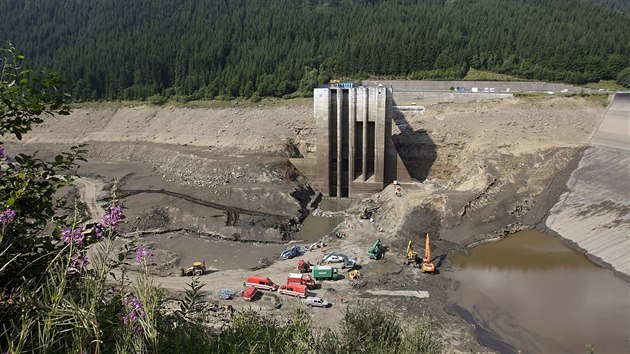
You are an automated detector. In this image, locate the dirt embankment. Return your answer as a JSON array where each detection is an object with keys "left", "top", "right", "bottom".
[{"left": 3, "top": 95, "right": 608, "bottom": 353}]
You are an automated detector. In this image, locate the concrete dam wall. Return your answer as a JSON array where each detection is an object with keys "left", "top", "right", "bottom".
[{"left": 546, "top": 93, "right": 630, "bottom": 277}]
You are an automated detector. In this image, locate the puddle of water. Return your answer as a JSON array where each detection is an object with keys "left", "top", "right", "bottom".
[
  {"left": 295, "top": 215, "right": 342, "bottom": 242},
  {"left": 294, "top": 198, "right": 353, "bottom": 242},
  {"left": 319, "top": 198, "right": 355, "bottom": 212},
  {"left": 450, "top": 230, "right": 630, "bottom": 354}
]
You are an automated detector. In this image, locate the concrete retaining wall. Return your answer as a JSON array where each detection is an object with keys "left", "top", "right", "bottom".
[{"left": 392, "top": 91, "right": 513, "bottom": 105}]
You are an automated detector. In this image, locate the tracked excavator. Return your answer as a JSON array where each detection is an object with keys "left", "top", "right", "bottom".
[
  {"left": 368, "top": 239, "right": 383, "bottom": 260},
  {"left": 404, "top": 240, "right": 418, "bottom": 265},
  {"left": 421, "top": 233, "right": 436, "bottom": 273}
]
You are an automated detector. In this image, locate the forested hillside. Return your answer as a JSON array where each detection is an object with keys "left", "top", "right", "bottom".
[{"left": 1, "top": 0, "right": 629, "bottom": 101}]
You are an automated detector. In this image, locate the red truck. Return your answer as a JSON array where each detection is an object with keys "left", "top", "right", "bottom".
[
  {"left": 278, "top": 283, "right": 308, "bottom": 298},
  {"left": 287, "top": 273, "right": 317, "bottom": 289},
  {"left": 245, "top": 275, "right": 278, "bottom": 291},
  {"left": 297, "top": 260, "right": 311, "bottom": 273}
]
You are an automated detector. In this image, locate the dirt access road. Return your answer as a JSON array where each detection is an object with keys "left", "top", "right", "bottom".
[{"left": 3, "top": 94, "right": 610, "bottom": 352}]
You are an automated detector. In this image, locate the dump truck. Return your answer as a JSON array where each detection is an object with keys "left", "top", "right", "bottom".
[
  {"left": 311, "top": 265, "right": 339, "bottom": 280},
  {"left": 368, "top": 239, "right": 383, "bottom": 260},
  {"left": 181, "top": 261, "right": 206, "bottom": 276},
  {"left": 287, "top": 273, "right": 317, "bottom": 289}
]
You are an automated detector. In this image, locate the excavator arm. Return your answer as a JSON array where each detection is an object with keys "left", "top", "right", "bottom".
[{"left": 421, "top": 233, "right": 436, "bottom": 273}]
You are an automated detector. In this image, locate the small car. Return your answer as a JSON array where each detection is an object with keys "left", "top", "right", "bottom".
[
  {"left": 323, "top": 253, "right": 346, "bottom": 263},
  {"left": 302, "top": 296, "right": 330, "bottom": 308},
  {"left": 243, "top": 287, "right": 259, "bottom": 301},
  {"left": 322, "top": 252, "right": 356, "bottom": 269},
  {"left": 218, "top": 289, "right": 233, "bottom": 300}
]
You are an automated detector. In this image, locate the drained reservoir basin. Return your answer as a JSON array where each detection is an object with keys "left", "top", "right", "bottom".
[{"left": 449, "top": 230, "right": 630, "bottom": 353}]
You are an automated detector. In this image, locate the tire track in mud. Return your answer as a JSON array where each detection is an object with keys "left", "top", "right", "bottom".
[
  {"left": 119, "top": 188, "right": 289, "bottom": 220},
  {"left": 74, "top": 177, "right": 106, "bottom": 222}
]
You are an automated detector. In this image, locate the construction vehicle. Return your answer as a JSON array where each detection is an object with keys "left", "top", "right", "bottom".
[
  {"left": 348, "top": 269, "right": 362, "bottom": 280},
  {"left": 404, "top": 240, "right": 418, "bottom": 265},
  {"left": 368, "top": 239, "right": 383, "bottom": 260},
  {"left": 180, "top": 261, "right": 206, "bottom": 276},
  {"left": 297, "top": 260, "right": 312, "bottom": 273},
  {"left": 311, "top": 265, "right": 339, "bottom": 280},
  {"left": 421, "top": 233, "right": 436, "bottom": 273},
  {"left": 287, "top": 273, "right": 317, "bottom": 289},
  {"left": 360, "top": 206, "right": 370, "bottom": 220}
]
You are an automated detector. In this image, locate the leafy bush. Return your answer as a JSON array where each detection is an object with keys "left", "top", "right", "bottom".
[
  {"left": 314, "top": 303, "right": 443, "bottom": 354},
  {"left": 616, "top": 67, "right": 630, "bottom": 87}
]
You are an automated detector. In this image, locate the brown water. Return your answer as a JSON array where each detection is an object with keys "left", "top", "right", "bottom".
[
  {"left": 450, "top": 230, "right": 630, "bottom": 354},
  {"left": 295, "top": 215, "right": 343, "bottom": 242},
  {"left": 295, "top": 198, "right": 354, "bottom": 241}
]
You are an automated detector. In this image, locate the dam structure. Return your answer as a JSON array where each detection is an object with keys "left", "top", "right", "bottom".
[{"left": 291, "top": 86, "right": 412, "bottom": 198}]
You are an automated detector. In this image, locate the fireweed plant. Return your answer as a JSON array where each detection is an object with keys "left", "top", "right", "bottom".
[{"left": 0, "top": 46, "right": 164, "bottom": 353}]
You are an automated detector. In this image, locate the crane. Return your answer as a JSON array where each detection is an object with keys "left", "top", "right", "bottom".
[{"left": 421, "top": 233, "right": 436, "bottom": 273}]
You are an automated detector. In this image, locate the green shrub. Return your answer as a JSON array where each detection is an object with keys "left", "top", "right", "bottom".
[{"left": 148, "top": 94, "right": 167, "bottom": 105}]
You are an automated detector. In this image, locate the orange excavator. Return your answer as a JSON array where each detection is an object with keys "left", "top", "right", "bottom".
[{"left": 421, "top": 233, "right": 436, "bottom": 273}]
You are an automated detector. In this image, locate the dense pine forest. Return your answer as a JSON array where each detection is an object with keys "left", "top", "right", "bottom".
[{"left": 1, "top": 0, "right": 629, "bottom": 101}]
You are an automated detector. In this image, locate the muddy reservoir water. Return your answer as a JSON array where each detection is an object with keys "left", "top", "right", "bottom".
[
  {"left": 295, "top": 198, "right": 354, "bottom": 242},
  {"left": 450, "top": 230, "right": 629, "bottom": 353}
]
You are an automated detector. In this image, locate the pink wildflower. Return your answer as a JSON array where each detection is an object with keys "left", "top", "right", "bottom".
[
  {"left": 60, "top": 228, "right": 84, "bottom": 245},
  {"left": 135, "top": 247, "right": 153, "bottom": 264},
  {"left": 0, "top": 209, "right": 16, "bottom": 225}
]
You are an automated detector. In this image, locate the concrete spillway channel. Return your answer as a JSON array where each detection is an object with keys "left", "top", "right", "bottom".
[{"left": 546, "top": 92, "right": 630, "bottom": 277}]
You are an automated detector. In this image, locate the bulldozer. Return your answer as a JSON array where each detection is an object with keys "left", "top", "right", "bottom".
[
  {"left": 404, "top": 240, "right": 418, "bottom": 265},
  {"left": 421, "top": 233, "right": 436, "bottom": 273},
  {"left": 180, "top": 261, "right": 206, "bottom": 277}
]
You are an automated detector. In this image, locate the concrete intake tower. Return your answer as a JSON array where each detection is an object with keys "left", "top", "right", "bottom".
[{"left": 290, "top": 86, "right": 412, "bottom": 198}]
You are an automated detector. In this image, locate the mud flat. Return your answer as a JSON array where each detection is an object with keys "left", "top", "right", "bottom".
[{"left": 546, "top": 93, "right": 630, "bottom": 277}]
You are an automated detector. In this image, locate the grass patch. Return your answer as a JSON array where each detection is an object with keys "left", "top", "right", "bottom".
[
  {"left": 463, "top": 69, "right": 526, "bottom": 81},
  {"left": 582, "top": 80, "right": 626, "bottom": 91},
  {"left": 69, "top": 100, "right": 148, "bottom": 109},
  {"left": 514, "top": 91, "right": 610, "bottom": 106}
]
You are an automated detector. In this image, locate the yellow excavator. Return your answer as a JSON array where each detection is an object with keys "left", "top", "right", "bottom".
[
  {"left": 421, "top": 233, "right": 436, "bottom": 273},
  {"left": 404, "top": 240, "right": 418, "bottom": 265}
]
